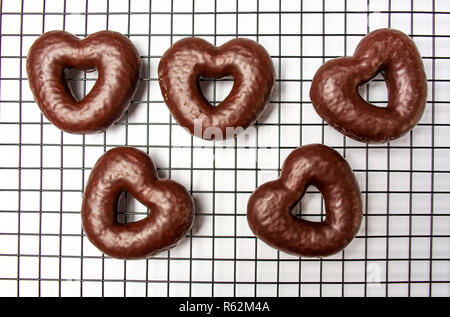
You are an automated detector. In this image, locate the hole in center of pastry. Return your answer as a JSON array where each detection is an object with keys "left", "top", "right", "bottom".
[
  {"left": 198, "top": 76, "right": 234, "bottom": 107},
  {"left": 291, "top": 186, "right": 325, "bottom": 222},
  {"left": 65, "top": 68, "right": 98, "bottom": 102},
  {"left": 116, "top": 192, "right": 149, "bottom": 224},
  {"left": 358, "top": 73, "right": 388, "bottom": 108}
]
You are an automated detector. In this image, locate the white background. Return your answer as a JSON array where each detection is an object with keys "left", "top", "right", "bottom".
[{"left": 0, "top": 0, "right": 449, "bottom": 297}]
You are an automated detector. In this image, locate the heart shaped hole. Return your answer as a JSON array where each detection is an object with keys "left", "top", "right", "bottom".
[
  {"left": 198, "top": 76, "right": 234, "bottom": 107},
  {"left": 358, "top": 73, "right": 388, "bottom": 108},
  {"left": 291, "top": 185, "right": 325, "bottom": 222},
  {"left": 65, "top": 68, "right": 98, "bottom": 102},
  {"left": 116, "top": 192, "right": 149, "bottom": 224}
]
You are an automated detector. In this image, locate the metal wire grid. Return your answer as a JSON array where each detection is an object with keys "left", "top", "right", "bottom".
[{"left": 0, "top": 0, "right": 449, "bottom": 297}]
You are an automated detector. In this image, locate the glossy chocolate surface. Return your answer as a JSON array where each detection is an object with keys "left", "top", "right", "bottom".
[
  {"left": 310, "top": 28, "right": 427, "bottom": 143},
  {"left": 158, "top": 37, "right": 275, "bottom": 140},
  {"left": 27, "top": 30, "right": 141, "bottom": 134},
  {"left": 247, "top": 144, "right": 362, "bottom": 258},
  {"left": 81, "top": 147, "right": 195, "bottom": 259}
]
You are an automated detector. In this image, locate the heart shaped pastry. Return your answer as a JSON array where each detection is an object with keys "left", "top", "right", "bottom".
[
  {"left": 310, "top": 28, "right": 427, "bottom": 143},
  {"left": 247, "top": 144, "right": 362, "bottom": 257},
  {"left": 27, "top": 30, "right": 141, "bottom": 134},
  {"left": 158, "top": 37, "right": 275, "bottom": 140},
  {"left": 81, "top": 147, "right": 194, "bottom": 259}
]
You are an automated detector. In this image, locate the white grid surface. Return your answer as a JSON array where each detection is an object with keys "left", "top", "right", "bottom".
[{"left": 0, "top": 0, "right": 449, "bottom": 297}]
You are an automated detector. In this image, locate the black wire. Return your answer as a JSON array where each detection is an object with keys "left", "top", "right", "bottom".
[{"left": 0, "top": 0, "right": 448, "bottom": 298}]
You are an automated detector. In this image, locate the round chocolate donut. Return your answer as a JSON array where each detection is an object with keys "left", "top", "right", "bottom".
[
  {"left": 310, "top": 28, "right": 427, "bottom": 143},
  {"left": 81, "top": 147, "right": 194, "bottom": 259},
  {"left": 247, "top": 144, "right": 362, "bottom": 257},
  {"left": 158, "top": 37, "right": 275, "bottom": 140},
  {"left": 27, "top": 30, "right": 141, "bottom": 134}
]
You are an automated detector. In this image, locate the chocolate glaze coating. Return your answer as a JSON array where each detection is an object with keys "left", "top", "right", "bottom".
[
  {"left": 158, "top": 37, "right": 275, "bottom": 140},
  {"left": 247, "top": 144, "right": 362, "bottom": 257},
  {"left": 27, "top": 30, "right": 141, "bottom": 134},
  {"left": 81, "top": 147, "right": 194, "bottom": 259},
  {"left": 310, "top": 28, "right": 427, "bottom": 143}
]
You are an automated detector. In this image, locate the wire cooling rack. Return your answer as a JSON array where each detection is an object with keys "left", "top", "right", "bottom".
[{"left": 0, "top": 0, "right": 449, "bottom": 297}]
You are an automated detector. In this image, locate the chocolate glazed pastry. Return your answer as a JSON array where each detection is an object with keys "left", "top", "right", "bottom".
[
  {"left": 27, "top": 30, "right": 141, "bottom": 134},
  {"left": 158, "top": 37, "right": 275, "bottom": 140},
  {"left": 81, "top": 147, "right": 194, "bottom": 259},
  {"left": 247, "top": 144, "right": 362, "bottom": 257},
  {"left": 310, "top": 28, "right": 427, "bottom": 143}
]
